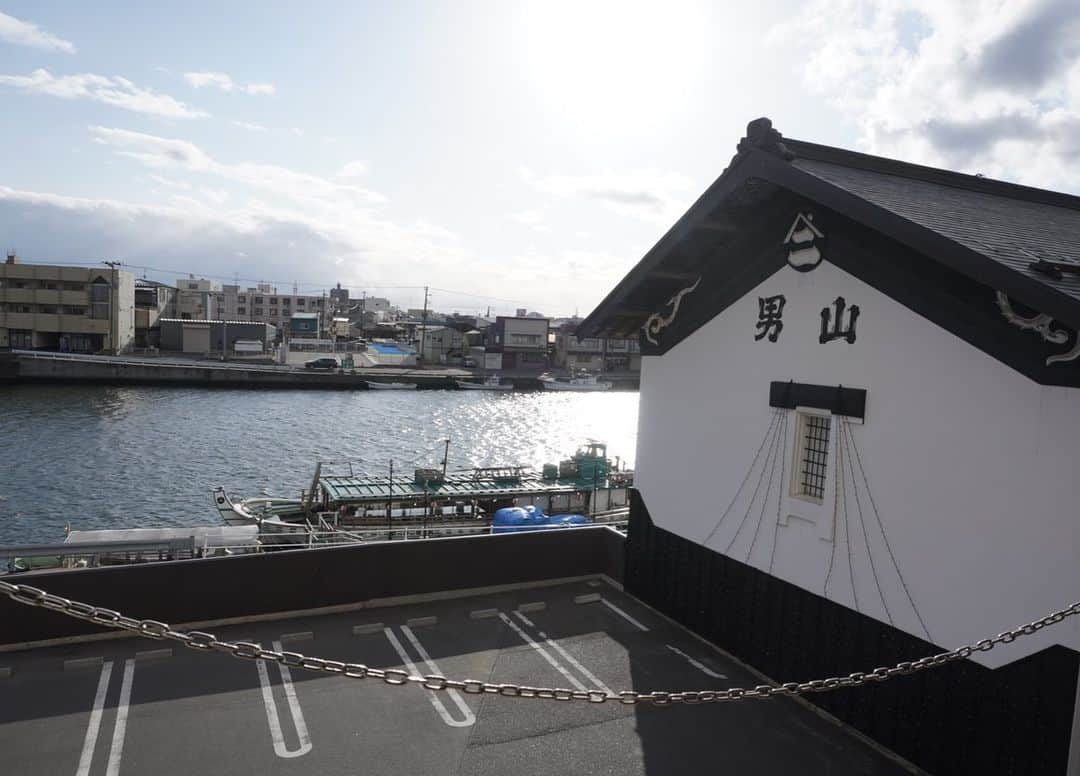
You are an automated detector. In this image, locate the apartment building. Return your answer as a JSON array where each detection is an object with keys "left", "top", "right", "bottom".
[
  {"left": 218, "top": 283, "right": 328, "bottom": 331},
  {"left": 175, "top": 276, "right": 219, "bottom": 320},
  {"left": 485, "top": 316, "right": 549, "bottom": 371},
  {"left": 0, "top": 255, "right": 135, "bottom": 353},
  {"left": 552, "top": 320, "right": 641, "bottom": 373},
  {"left": 134, "top": 280, "right": 177, "bottom": 347}
]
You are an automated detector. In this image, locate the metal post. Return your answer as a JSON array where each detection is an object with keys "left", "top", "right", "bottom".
[
  {"left": 419, "top": 286, "right": 429, "bottom": 364},
  {"left": 387, "top": 459, "right": 394, "bottom": 539},
  {"left": 441, "top": 438, "right": 450, "bottom": 481}
]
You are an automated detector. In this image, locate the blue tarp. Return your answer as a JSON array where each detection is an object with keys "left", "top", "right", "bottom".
[{"left": 491, "top": 506, "right": 591, "bottom": 533}]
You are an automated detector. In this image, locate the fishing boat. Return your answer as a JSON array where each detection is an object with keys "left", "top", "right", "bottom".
[
  {"left": 366, "top": 380, "right": 417, "bottom": 390},
  {"left": 539, "top": 370, "right": 613, "bottom": 392},
  {"left": 456, "top": 375, "right": 512, "bottom": 391},
  {"left": 213, "top": 441, "right": 632, "bottom": 530}
]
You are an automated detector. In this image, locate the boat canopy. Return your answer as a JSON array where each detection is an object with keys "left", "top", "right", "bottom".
[{"left": 319, "top": 470, "right": 589, "bottom": 505}]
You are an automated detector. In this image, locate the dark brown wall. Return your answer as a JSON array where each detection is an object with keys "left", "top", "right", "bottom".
[{"left": 1, "top": 527, "right": 625, "bottom": 647}]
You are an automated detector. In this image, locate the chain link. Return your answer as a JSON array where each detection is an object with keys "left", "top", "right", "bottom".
[{"left": 1, "top": 578, "right": 1077, "bottom": 706}]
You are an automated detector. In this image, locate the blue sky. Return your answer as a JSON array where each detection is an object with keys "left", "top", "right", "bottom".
[{"left": 1, "top": 1, "right": 1077, "bottom": 315}]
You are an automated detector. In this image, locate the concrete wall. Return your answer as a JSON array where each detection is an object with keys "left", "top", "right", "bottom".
[
  {"left": 0, "top": 527, "right": 625, "bottom": 648},
  {"left": 636, "top": 260, "right": 1080, "bottom": 669}
]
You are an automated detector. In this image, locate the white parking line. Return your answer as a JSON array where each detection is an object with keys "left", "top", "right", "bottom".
[
  {"left": 511, "top": 611, "right": 612, "bottom": 695},
  {"left": 256, "top": 641, "right": 312, "bottom": 759},
  {"left": 76, "top": 660, "right": 113, "bottom": 776},
  {"left": 400, "top": 626, "right": 476, "bottom": 727},
  {"left": 105, "top": 659, "right": 135, "bottom": 776},
  {"left": 600, "top": 598, "right": 649, "bottom": 631},
  {"left": 384, "top": 627, "right": 474, "bottom": 728},
  {"left": 498, "top": 612, "right": 587, "bottom": 692},
  {"left": 666, "top": 645, "right": 726, "bottom": 679}
]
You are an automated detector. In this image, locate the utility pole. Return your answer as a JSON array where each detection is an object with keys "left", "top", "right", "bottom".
[
  {"left": 360, "top": 291, "right": 366, "bottom": 339},
  {"left": 419, "top": 286, "right": 429, "bottom": 364},
  {"left": 102, "top": 260, "right": 122, "bottom": 354}
]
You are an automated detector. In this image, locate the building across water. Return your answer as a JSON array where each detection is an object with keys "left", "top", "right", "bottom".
[
  {"left": 0, "top": 254, "right": 135, "bottom": 354},
  {"left": 579, "top": 117, "right": 1080, "bottom": 775}
]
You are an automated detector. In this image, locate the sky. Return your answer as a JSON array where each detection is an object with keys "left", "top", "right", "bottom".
[{"left": 0, "top": 0, "right": 1077, "bottom": 317}]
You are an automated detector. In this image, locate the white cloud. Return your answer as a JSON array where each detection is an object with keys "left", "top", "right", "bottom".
[
  {"left": 231, "top": 120, "right": 269, "bottom": 132},
  {"left": 0, "top": 183, "right": 470, "bottom": 296},
  {"left": 510, "top": 209, "right": 551, "bottom": 233},
  {"left": 0, "top": 11, "right": 75, "bottom": 53},
  {"left": 90, "top": 126, "right": 386, "bottom": 205},
  {"left": 519, "top": 166, "right": 694, "bottom": 222},
  {"left": 184, "top": 71, "right": 276, "bottom": 96},
  {"left": 337, "top": 160, "right": 369, "bottom": 178},
  {"left": 244, "top": 82, "right": 275, "bottom": 96},
  {"left": 0, "top": 69, "right": 206, "bottom": 119},
  {"left": 773, "top": 0, "right": 1080, "bottom": 191}
]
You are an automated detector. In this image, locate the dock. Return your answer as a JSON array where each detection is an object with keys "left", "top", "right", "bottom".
[{"left": 0, "top": 351, "right": 640, "bottom": 390}]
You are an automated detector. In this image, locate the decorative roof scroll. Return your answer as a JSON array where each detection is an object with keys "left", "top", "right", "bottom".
[
  {"left": 642, "top": 278, "right": 701, "bottom": 346},
  {"left": 996, "top": 291, "right": 1080, "bottom": 365}
]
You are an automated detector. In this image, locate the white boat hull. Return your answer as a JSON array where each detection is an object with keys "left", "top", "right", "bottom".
[
  {"left": 366, "top": 381, "right": 416, "bottom": 390},
  {"left": 540, "top": 379, "right": 612, "bottom": 392},
  {"left": 456, "top": 379, "right": 511, "bottom": 391}
]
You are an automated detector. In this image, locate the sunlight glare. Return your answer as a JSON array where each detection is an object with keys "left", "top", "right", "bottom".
[{"left": 519, "top": 0, "right": 709, "bottom": 137}]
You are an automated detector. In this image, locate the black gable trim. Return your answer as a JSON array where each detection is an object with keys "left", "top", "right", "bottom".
[{"left": 769, "top": 381, "right": 866, "bottom": 419}]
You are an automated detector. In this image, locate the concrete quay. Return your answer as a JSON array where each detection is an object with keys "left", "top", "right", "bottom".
[{"left": 0, "top": 351, "right": 640, "bottom": 390}]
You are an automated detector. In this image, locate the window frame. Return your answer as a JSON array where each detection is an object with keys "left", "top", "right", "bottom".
[{"left": 789, "top": 408, "right": 832, "bottom": 505}]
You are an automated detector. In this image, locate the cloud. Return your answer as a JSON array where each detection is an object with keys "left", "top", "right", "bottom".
[
  {"left": 184, "top": 71, "right": 276, "bottom": 95},
  {"left": 231, "top": 120, "right": 269, "bottom": 132},
  {"left": 519, "top": 167, "right": 692, "bottom": 221},
  {"left": 337, "top": 160, "right": 369, "bottom": 178},
  {"left": 773, "top": 0, "right": 1080, "bottom": 191},
  {"left": 520, "top": 166, "right": 691, "bottom": 221},
  {"left": 510, "top": 209, "right": 551, "bottom": 233},
  {"left": 0, "top": 69, "right": 206, "bottom": 119},
  {"left": 90, "top": 125, "right": 385, "bottom": 204},
  {"left": 0, "top": 184, "right": 472, "bottom": 299},
  {"left": 0, "top": 11, "right": 75, "bottom": 53},
  {"left": 244, "top": 82, "right": 275, "bottom": 96},
  {"left": 972, "top": 0, "right": 1080, "bottom": 91}
]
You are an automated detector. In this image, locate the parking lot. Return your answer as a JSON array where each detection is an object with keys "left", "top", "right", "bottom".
[{"left": 0, "top": 579, "right": 913, "bottom": 775}]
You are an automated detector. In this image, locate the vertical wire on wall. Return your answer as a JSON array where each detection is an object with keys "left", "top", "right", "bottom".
[
  {"left": 844, "top": 418, "right": 893, "bottom": 626},
  {"left": 767, "top": 411, "right": 789, "bottom": 574},
  {"left": 725, "top": 413, "right": 782, "bottom": 556},
  {"left": 823, "top": 413, "right": 842, "bottom": 596},
  {"left": 701, "top": 410, "right": 781, "bottom": 548},
  {"left": 846, "top": 420, "right": 934, "bottom": 642}
]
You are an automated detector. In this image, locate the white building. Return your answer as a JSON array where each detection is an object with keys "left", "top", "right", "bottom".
[
  {"left": 175, "top": 276, "right": 219, "bottom": 320},
  {"left": 0, "top": 255, "right": 135, "bottom": 353},
  {"left": 579, "top": 118, "right": 1080, "bottom": 775},
  {"left": 218, "top": 283, "right": 328, "bottom": 332}
]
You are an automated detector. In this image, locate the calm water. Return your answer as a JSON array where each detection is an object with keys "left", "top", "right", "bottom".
[{"left": 0, "top": 385, "right": 639, "bottom": 545}]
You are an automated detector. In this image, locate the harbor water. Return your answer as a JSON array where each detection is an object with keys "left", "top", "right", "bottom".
[{"left": 0, "top": 385, "right": 639, "bottom": 545}]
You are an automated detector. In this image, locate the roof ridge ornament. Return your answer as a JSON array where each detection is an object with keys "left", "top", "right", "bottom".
[
  {"left": 737, "top": 117, "right": 795, "bottom": 160},
  {"left": 643, "top": 277, "right": 702, "bottom": 346}
]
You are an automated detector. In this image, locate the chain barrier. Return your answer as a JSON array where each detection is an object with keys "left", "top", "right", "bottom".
[{"left": 1, "top": 578, "right": 1077, "bottom": 706}]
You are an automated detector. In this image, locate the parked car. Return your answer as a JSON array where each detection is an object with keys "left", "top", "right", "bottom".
[{"left": 304, "top": 357, "right": 340, "bottom": 370}]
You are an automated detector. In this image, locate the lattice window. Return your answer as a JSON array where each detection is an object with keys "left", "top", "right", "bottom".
[{"left": 793, "top": 412, "right": 830, "bottom": 501}]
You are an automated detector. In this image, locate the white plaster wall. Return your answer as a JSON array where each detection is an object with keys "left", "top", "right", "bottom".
[{"left": 636, "top": 260, "right": 1080, "bottom": 669}]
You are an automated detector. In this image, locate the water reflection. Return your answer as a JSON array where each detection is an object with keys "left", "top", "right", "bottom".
[{"left": 0, "top": 386, "right": 639, "bottom": 544}]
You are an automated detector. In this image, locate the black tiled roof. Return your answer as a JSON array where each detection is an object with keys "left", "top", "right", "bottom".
[{"left": 791, "top": 156, "right": 1080, "bottom": 305}]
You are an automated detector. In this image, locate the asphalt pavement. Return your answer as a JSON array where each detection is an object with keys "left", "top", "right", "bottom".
[{"left": 0, "top": 579, "right": 916, "bottom": 775}]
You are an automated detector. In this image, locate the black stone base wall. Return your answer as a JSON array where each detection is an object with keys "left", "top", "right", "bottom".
[{"left": 626, "top": 490, "right": 1078, "bottom": 775}]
